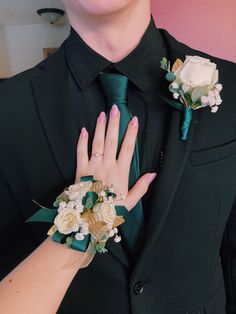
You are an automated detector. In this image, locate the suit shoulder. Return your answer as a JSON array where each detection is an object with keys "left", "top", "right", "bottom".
[
  {"left": 158, "top": 28, "right": 235, "bottom": 67},
  {"left": 0, "top": 43, "right": 66, "bottom": 102}
]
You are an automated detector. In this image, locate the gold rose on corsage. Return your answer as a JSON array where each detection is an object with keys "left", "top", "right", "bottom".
[
  {"left": 26, "top": 176, "right": 128, "bottom": 265},
  {"left": 160, "top": 55, "right": 223, "bottom": 140}
]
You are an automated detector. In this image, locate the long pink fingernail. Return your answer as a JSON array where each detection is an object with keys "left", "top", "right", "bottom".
[
  {"left": 110, "top": 104, "right": 119, "bottom": 117},
  {"left": 145, "top": 173, "right": 157, "bottom": 184},
  {"left": 98, "top": 111, "right": 106, "bottom": 123},
  {"left": 80, "top": 127, "right": 87, "bottom": 138},
  {"left": 131, "top": 116, "right": 138, "bottom": 128}
]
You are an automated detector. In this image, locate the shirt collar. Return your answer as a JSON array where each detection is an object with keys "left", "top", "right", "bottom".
[{"left": 65, "top": 15, "right": 167, "bottom": 92}]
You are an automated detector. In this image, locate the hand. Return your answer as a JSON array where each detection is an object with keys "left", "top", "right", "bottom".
[{"left": 75, "top": 104, "right": 157, "bottom": 211}]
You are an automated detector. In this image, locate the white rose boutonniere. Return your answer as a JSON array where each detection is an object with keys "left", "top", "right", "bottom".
[{"left": 160, "top": 55, "right": 223, "bottom": 140}]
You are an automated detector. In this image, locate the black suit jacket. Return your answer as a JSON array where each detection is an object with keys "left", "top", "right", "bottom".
[{"left": 0, "top": 27, "right": 236, "bottom": 314}]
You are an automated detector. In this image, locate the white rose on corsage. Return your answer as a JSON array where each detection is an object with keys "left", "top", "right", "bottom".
[
  {"left": 54, "top": 208, "right": 81, "bottom": 234},
  {"left": 92, "top": 202, "right": 117, "bottom": 226},
  {"left": 160, "top": 55, "right": 223, "bottom": 140},
  {"left": 66, "top": 181, "right": 93, "bottom": 201}
]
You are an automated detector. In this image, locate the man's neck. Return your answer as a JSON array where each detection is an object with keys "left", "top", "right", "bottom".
[{"left": 67, "top": 2, "right": 151, "bottom": 62}]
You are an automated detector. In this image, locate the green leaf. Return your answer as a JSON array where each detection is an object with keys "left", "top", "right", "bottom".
[
  {"left": 191, "top": 85, "right": 209, "bottom": 103},
  {"left": 167, "top": 60, "right": 171, "bottom": 71},
  {"left": 96, "top": 242, "right": 106, "bottom": 253},
  {"left": 160, "top": 57, "right": 168, "bottom": 71},
  {"left": 53, "top": 191, "right": 69, "bottom": 208},
  {"left": 165, "top": 72, "right": 176, "bottom": 82},
  {"left": 85, "top": 197, "right": 94, "bottom": 209},
  {"left": 191, "top": 101, "right": 202, "bottom": 110},
  {"left": 185, "top": 93, "right": 193, "bottom": 106},
  {"left": 66, "top": 237, "right": 73, "bottom": 247},
  {"left": 169, "top": 84, "right": 179, "bottom": 93}
]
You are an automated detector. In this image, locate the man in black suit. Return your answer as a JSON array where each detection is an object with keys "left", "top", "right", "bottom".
[{"left": 0, "top": 0, "right": 236, "bottom": 313}]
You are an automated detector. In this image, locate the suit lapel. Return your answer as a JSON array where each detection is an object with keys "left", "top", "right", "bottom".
[
  {"left": 32, "top": 48, "right": 79, "bottom": 187},
  {"left": 133, "top": 101, "right": 199, "bottom": 272},
  {"left": 31, "top": 47, "right": 129, "bottom": 267},
  {"left": 131, "top": 33, "right": 202, "bottom": 273}
]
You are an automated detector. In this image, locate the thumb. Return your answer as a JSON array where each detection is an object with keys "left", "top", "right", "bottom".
[{"left": 126, "top": 172, "right": 157, "bottom": 211}]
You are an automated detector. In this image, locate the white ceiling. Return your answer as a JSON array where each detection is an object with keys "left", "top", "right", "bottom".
[{"left": 0, "top": 0, "right": 68, "bottom": 25}]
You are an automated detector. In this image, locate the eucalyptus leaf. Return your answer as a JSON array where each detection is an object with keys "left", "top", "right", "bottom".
[
  {"left": 66, "top": 237, "right": 73, "bottom": 247},
  {"left": 160, "top": 57, "right": 168, "bottom": 70},
  {"left": 53, "top": 192, "right": 69, "bottom": 208},
  {"left": 185, "top": 93, "right": 193, "bottom": 106},
  {"left": 191, "top": 85, "right": 209, "bottom": 103},
  {"left": 165, "top": 72, "right": 176, "bottom": 82},
  {"left": 84, "top": 197, "right": 94, "bottom": 209},
  {"left": 96, "top": 242, "right": 106, "bottom": 253},
  {"left": 169, "top": 85, "right": 179, "bottom": 93},
  {"left": 167, "top": 60, "right": 171, "bottom": 71},
  {"left": 192, "top": 102, "right": 202, "bottom": 110}
]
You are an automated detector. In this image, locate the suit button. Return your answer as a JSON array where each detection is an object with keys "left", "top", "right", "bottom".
[{"left": 134, "top": 281, "right": 144, "bottom": 295}]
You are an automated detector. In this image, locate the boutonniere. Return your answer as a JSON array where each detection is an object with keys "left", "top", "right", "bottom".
[{"left": 160, "top": 55, "right": 223, "bottom": 140}]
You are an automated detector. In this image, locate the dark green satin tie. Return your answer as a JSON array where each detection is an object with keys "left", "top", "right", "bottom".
[{"left": 98, "top": 72, "right": 144, "bottom": 257}]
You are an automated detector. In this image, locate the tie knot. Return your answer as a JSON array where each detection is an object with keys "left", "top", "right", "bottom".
[{"left": 98, "top": 72, "right": 128, "bottom": 106}]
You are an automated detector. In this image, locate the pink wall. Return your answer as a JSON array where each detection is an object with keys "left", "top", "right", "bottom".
[{"left": 151, "top": 0, "right": 236, "bottom": 63}]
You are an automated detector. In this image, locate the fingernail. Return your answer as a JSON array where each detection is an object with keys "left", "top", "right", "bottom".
[
  {"left": 110, "top": 104, "right": 119, "bottom": 117},
  {"left": 80, "top": 127, "right": 87, "bottom": 138},
  {"left": 131, "top": 116, "right": 138, "bottom": 128},
  {"left": 98, "top": 111, "right": 106, "bottom": 123},
  {"left": 145, "top": 173, "right": 157, "bottom": 184}
]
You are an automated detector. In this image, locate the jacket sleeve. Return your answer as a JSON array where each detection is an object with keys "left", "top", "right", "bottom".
[
  {"left": 0, "top": 169, "right": 36, "bottom": 280},
  {"left": 220, "top": 198, "right": 236, "bottom": 314}
]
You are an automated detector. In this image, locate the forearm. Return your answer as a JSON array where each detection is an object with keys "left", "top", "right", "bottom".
[{"left": 0, "top": 237, "right": 86, "bottom": 314}]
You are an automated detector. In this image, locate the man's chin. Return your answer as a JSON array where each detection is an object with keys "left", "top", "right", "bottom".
[{"left": 62, "top": 0, "right": 137, "bottom": 18}]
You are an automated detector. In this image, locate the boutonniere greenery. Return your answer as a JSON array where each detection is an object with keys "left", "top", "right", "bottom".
[{"left": 160, "top": 55, "right": 223, "bottom": 140}]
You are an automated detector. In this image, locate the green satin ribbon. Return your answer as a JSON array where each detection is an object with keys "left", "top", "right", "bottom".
[
  {"left": 82, "top": 191, "right": 98, "bottom": 209},
  {"left": 181, "top": 107, "right": 192, "bottom": 140},
  {"left": 71, "top": 235, "right": 90, "bottom": 252},
  {"left": 26, "top": 175, "right": 128, "bottom": 253},
  {"left": 26, "top": 207, "right": 57, "bottom": 223},
  {"left": 115, "top": 205, "right": 129, "bottom": 218},
  {"left": 159, "top": 93, "right": 193, "bottom": 141},
  {"left": 52, "top": 232, "right": 90, "bottom": 252}
]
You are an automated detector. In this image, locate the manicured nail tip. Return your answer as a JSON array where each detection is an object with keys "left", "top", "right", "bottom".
[
  {"left": 98, "top": 111, "right": 106, "bottom": 123},
  {"left": 146, "top": 172, "right": 157, "bottom": 184},
  {"left": 80, "top": 127, "right": 87, "bottom": 138},
  {"left": 110, "top": 104, "right": 119, "bottom": 117},
  {"left": 131, "top": 116, "right": 138, "bottom": 127}
]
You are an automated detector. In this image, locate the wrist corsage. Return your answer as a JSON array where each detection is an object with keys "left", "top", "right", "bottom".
[
  {"left": 160, "top": 55, "right": 223, "bottom": 140},
  {"left": 26, "top": 176, "right": 128, "bottom": 260}
]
